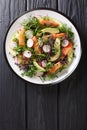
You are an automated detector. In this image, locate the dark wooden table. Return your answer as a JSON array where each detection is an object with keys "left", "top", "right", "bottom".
[{"left": 0, "top": 0, "right": 87, "bottom": 130}]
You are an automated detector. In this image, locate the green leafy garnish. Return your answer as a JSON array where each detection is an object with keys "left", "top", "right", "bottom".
[
  {"left": 58, "top": 24, "right": 74, "bottom": 41},
  {"left": 13, "top": 46, "right": 25, "bottom": 54},
  {"left": 22, "top": 17, "right": 41, "bottom": 35},
  {"left": 43, "top": 16, "right": 50, "bottom": 20},
  {"left": 22, "top": 64, "right": 37, "bottom": 77},
  {"left": 46, "top": 62, "right": 54, "bottom": 70}
]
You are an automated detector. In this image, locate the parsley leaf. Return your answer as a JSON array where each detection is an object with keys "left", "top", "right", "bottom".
[
  {"left": 22, "top": 64, "right": 37, "bottom": 77},
  {"left": 22, "top": 17, "right": 41, "bottom": 35},
  {"left": 58, "top": 24, "right": 74, "bottom": 41}
]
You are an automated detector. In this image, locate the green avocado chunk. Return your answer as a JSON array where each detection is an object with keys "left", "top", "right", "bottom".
[
  {"left": 33, "top": 61, "right": 46, "bottom": 72},
  {"left": 63, "top": 48, "right": 74, "bottom": 68},
  {"left": 50, "top": 38, "right": 61, "bottom": 62},
  {"left": 41, "top": 27, "right": 59, "bottom": 34},
  {"left": 11, "top": 31, "right": 19, "bottom": 42},
  {"left": 68, "top": 48, "right": 74, "bottom": 64}
]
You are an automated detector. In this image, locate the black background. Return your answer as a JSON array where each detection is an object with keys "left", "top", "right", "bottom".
[{"left": 0, "top": 0, "right": 87, "bottom": 130}]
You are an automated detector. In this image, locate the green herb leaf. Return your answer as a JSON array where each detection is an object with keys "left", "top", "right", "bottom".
[
  {"left": 46, "top": 62, "right": 53, "bottom": 70},
  {"left": 58, "top": 24, "right": 74, "bottom": 41},
  {"left": 22, "top": 64, "right": 37, "bottom": 77},
  {"left": 22, "top": 17, "right": 41, "bottom": 35}
]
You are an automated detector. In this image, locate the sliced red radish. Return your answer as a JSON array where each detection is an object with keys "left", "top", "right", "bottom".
[
  {"left": 14, "top": 56, "right": 18, "bottom": 64},
  {"left": 23, "top": 50, "right": 32, "bottom": 58},
  {"left": 27, "top": 39, "right": 34, "bottom": 48},
  {"left": 62, "top": 39, "right": 69, "bottom": 47},
  {"left": 42, "top": 44, "right": 51, "bottom": 53},
  {"left": 14, "top": 56, "right": 20, "bottom": 65},
  {"left": 41, "top": 60, "right": 47, "bottom": 68},
  {"left": 9, "top": 42, "right": 17, "bottom": 49}
]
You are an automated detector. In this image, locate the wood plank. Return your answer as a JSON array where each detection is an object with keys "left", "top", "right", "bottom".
[
  {"left": 58, "top": 0, "right": 87, "bottom": 130},
  {"left": 26, "top": 1, "right": 58, "bottom": 130},
  {"left": 0, "top": 0, "right": 26, "bottom": 130},
  {"left": 27, "top": 0, "right": 56, "bottom": 10},
  {"left": 26, "top": 85, "right": 58, "bottom": 130}
]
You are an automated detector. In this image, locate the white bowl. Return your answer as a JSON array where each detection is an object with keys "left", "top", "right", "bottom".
[{"left": 4, "top": 9, "right": 81, "bottom": 85}]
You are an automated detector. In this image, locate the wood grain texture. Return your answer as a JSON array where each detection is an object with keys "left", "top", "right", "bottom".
[
  {"left": 0, "top": 0, "right": 87, "bottom": 130},
  {"left": 58, "top": 0, "right": 87, "bottom": 130},
  {"left": 0, "top": 0, "right": 26, "bottom": 130},
  {"left": 26, "top": 84, "right": 58, "bottom": 130},
  {"left": 27, "top": 0, "right": 57, "bottom": 10}
]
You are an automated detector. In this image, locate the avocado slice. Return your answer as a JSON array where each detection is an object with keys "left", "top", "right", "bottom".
[
  {"left": 33, "top": 61, "right": 46, "bottom": 72},
  {"left": 50, "top": 38, "right": 61, "bottom": 62},
  {"left": 68, "top": 48, "right": 74, "bottom": 64},
  {"left": 9, "top": 47, "right": 17, "bottom": 56},
  {"left": 11, "top": 31, "right": 19, "bottom": 42},
  {"left": 41, "top": 28, "right": 59, "bottom": 34},
  {"left": 63, "top": 48, "right": 74, "bottom": 68}
]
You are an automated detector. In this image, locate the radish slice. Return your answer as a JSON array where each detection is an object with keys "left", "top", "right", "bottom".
[
  {"left": 43, "top": 45, "right": 51, "bottom": 53},
  {"left": 62, "top": 40, "right": 69, "bottom": 47},
  {"left": 23, "top": 50, "right": 32, "bottom": 58},
  {"left": 25, "top": 30, "right": 33, "bottom": 39},
  {"left": 14, "top": 56, "right": 18, "bottom": 64},
  {"left": 27, "top": 39, "right": 34, "bottom": 48},
  {"left": 41, "top": 60, "right": 47, "bottom": 68},
  {"left": 14, "top": 56, "right": 20, "bottom": 65},
  {"left": 9, "top": 42, "right": 17, "bottom": 49}
]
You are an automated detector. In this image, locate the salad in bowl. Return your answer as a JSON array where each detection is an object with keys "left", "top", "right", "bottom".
[{"left": 5, "top": 9, "right": 81, "bottom": 85}]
